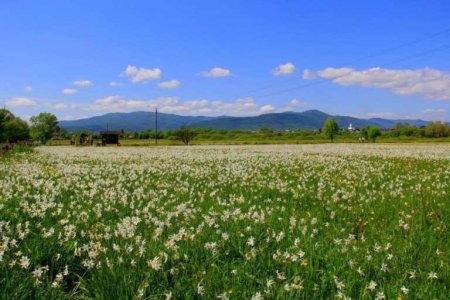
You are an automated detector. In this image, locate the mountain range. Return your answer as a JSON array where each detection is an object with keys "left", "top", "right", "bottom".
[{"left": 58, "top": 110, "right": 428, "bottom": 132}]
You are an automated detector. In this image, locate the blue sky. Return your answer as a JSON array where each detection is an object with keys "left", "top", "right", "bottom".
[{"left": 1, "top": 0, "right": 449, "bottom": 121}]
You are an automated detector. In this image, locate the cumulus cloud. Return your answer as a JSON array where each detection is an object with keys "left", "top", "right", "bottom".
[
  {"left": 109, "top": 81, "right": 122, "bottom": 87},
  {"left": 60, "top": 115, "right": 79, "bottom": 121},
  {"left": 305, "top": 67, "right": 450, "bottom": 100},
  {"left": 362, "top": 110, "right": 450, "bottom": 121},
  {"left": 420, "top": 108, "right": 448, "bottom": 121},
  {"left": 302, "top": 69, "right": 315, "bottom": 79},
  {"left": 281, "top": 98, "right": 310, "bottom": 111},
  {"left": 87, "top": 96, "right": 178, "bottom": 112},
  {"left": 24, "top": 86, "right": 32, "bottom": 93},
  {"left": 44, "top": 102, "right": 79, "bottom": 110},
  {"left": 159, "top": 80, "right": 180, "bottom": 89},
  {"left": 50, "top": 103, "right": 69, "bottom": 110},
  {"left": 260, "top": 104, "right": 275, "bottom": 113},
  {"left": 62, "top": 88, "right": 78, "bottom": 95},
  {"left": 6, "top": 97, "right": 37, "bottom": 107},
  {"left": 273, "top": 62, "right": 296, "bottom": 76},
  {"left": 73, "top": 80, "right": 93, "bottom": 87},
  {"left": 200, "top": 67, "right": 231, "bottom": 77},
  {"left": 208, "top": 98, "right": 273, "bottom": 116},
  {"left": 81, "top": 96, "right": 274, "bottom": 116},
  {"left": 124, "top": 65, "right": 162, "bottom": 83},
  {"left": 365, "top": 112, "right": 398, "bottom": 119},
  {"left": 422, "top": 108, "right": 447, "bottom": 114}
]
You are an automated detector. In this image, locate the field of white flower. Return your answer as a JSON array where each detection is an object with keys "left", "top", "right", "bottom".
[{"left": 0, "top": 144, "right": 448, "bottom": 299}]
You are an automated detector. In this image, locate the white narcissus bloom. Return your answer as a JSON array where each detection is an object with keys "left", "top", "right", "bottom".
[
  {"left": 148, "top": 257, "right": 162, "bottom": 271},
  {"left": 368, "top": 280, "right": 377, "bottom": 291},
  {"left": 19, "top": 256, "right": 30, "bottom": 269},
  {"left": 401, "top": 286, "right": 409, "bottom": 295},
  {"left": 375, "top": 291, "right": 385, "bottom": 300},
  {"left": 197, "top": 283, "right": 204, "bottom": 295},
  {"left": 251, "top": 292, "right": 263, "bottom": 300}
]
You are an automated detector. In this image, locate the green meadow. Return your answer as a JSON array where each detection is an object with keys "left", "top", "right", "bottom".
[{"left": 0, "top": 144, "right": 448, "bottom": 299}]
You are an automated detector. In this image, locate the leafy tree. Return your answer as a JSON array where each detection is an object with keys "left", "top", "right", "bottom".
[
  {"left": 30, "top": 112, "right": 58, "bottom": 144},
  {"left": 0, "top": 109, "right": 15, "bottom": 142},
  {"left": 425, "top": 121, "right": 450, "bottom": 137},
  {"left": 367, "top": 126, "right": 381, "bottom": 142},
  {"left": 58, "top": 127, "right": 69, "bottom": 139},
  {"left": 175, "top": 127, "right": 197, "bottom": 145},
  {"left": 322, "top": 118, "right": 339, "bottom": 142},
  {"left": 360, "top": 127, "right": 369, "bottom": 140},
  {"left": 0, "top": 109, "right": 30, "bottom": 143},
  {"left": 4, "top": 117, "right": 29, "bottom": 142}
]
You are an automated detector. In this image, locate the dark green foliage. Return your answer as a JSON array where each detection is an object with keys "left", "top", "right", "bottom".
[
  {"left": 0, "top": 109, "right": 30, "bottom": 143},
  {"left": 174, "top": 127, "right": 197, "bottom": 145},
  {"left": 30, "top": 112, "right": 58, "bottom": 144},
  {"left": 425, "top": 121, "right": 450, "bottom": 137},
  {"left": 361, "top": 126, "right": 382, "bottom": 142},
  {"left": 322, "top": 118, "right": 339, "bottom": 142}
]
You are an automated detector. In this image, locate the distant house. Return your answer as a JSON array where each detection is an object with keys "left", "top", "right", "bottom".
[{"left": 100, "top": 131, "right": 120, "bottom": 145}]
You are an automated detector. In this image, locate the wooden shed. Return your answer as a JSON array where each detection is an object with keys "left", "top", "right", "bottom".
[{"left": 100, "top": 131, "right": 120, "bottom": 145}]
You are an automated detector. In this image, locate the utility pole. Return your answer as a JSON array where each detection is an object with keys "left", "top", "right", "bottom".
[{"left": 155, "top": 107, "right": 158, "bottom": 145}]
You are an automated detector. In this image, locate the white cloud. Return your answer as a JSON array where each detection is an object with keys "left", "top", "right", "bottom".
[
  {"left": 6, "top": 97, "right": 36, "bottom": 107},
  {"left": 184, "top": 99, "right": 209, "bottom": 108},
  {"left": 51, "top": 103, "right": 69, "bottom": 109},
  {"left": 208, "top": 98, "right": 271, "bottom": 116},
  {"left": 306, "top": 67, "right": 450, "bottom": 100},
  {"left": 60, "top": 115, "right": 78, "bottom": 121},
  {"left": 200, "top": 67, "right": 231, "bottom": 77},
  {"left": 302, "top": 69, "right": 315, "bottom": 79},
  {"left": 44, "top": 102, "right": 79, "bottom": 110},
  {"left": 260, "top": 104, "right": 275, "bottom": 113},
  {"left": 361, "top": 110, "right": 450, "bottom": 122},
  {"left": 124, "top": 65, "right": 162, "bottom": 83},
  {"left": 62, "top": 88, "right": 78, "bottom": 95},
  {"left": 419, "top": 108, "right": 448, "bottom": 121},
  {"left": 159, "top": 80, "right": 180, "bottom": 89},
  {"left": 422, "top": 108, "right": 447, "bottom": 114},
  {"left": 365, "top": 112, "right": 398, "bottom": 119},
  {"left": 290, "top": 99, "right": 300, "bottom": 106},
  {"left": 24, "top": 86, "right": 32, "bottom": 93},
  {"left": 87, "top": 96, "right": 178, "bottom": 112},
  {"left": 273, "top": 62, "right": 296, "bottom": 76},
  {"left": 282, "top": 98, "right": 310, "bottom": 111},
  {"left": 73, "top": 80, "right": 93, "bottom": 87},
  {"left": 81, "top": 96, "right": 274, "bottom": 116},
  {"left": 109, "top": 81, "right": 123, "bottom": 87}
]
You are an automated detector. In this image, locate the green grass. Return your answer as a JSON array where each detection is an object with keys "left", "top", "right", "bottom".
[{"left": 0, "top": 145, "right": 448, "bottom": 299}]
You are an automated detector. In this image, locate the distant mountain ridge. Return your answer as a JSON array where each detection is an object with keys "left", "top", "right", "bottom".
[{"left": 59, "top": 110, "right": 429, "bottom": 132}]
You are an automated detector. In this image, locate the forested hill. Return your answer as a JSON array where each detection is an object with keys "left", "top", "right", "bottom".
[{"left": 59, "top": 110, "right": 428, "bottom": 132}]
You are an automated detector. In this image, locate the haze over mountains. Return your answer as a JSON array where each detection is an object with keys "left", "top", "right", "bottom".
[{"left": 58, "top": 110, "right": 429, "bottom": 132}]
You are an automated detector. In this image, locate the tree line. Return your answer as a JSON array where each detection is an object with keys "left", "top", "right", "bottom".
[
  {"left": 1, "top": 109, "right": 449, "bottom": 145},
  {"left": 0, "top": 109, "right": 59, "bottom": 144}
]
